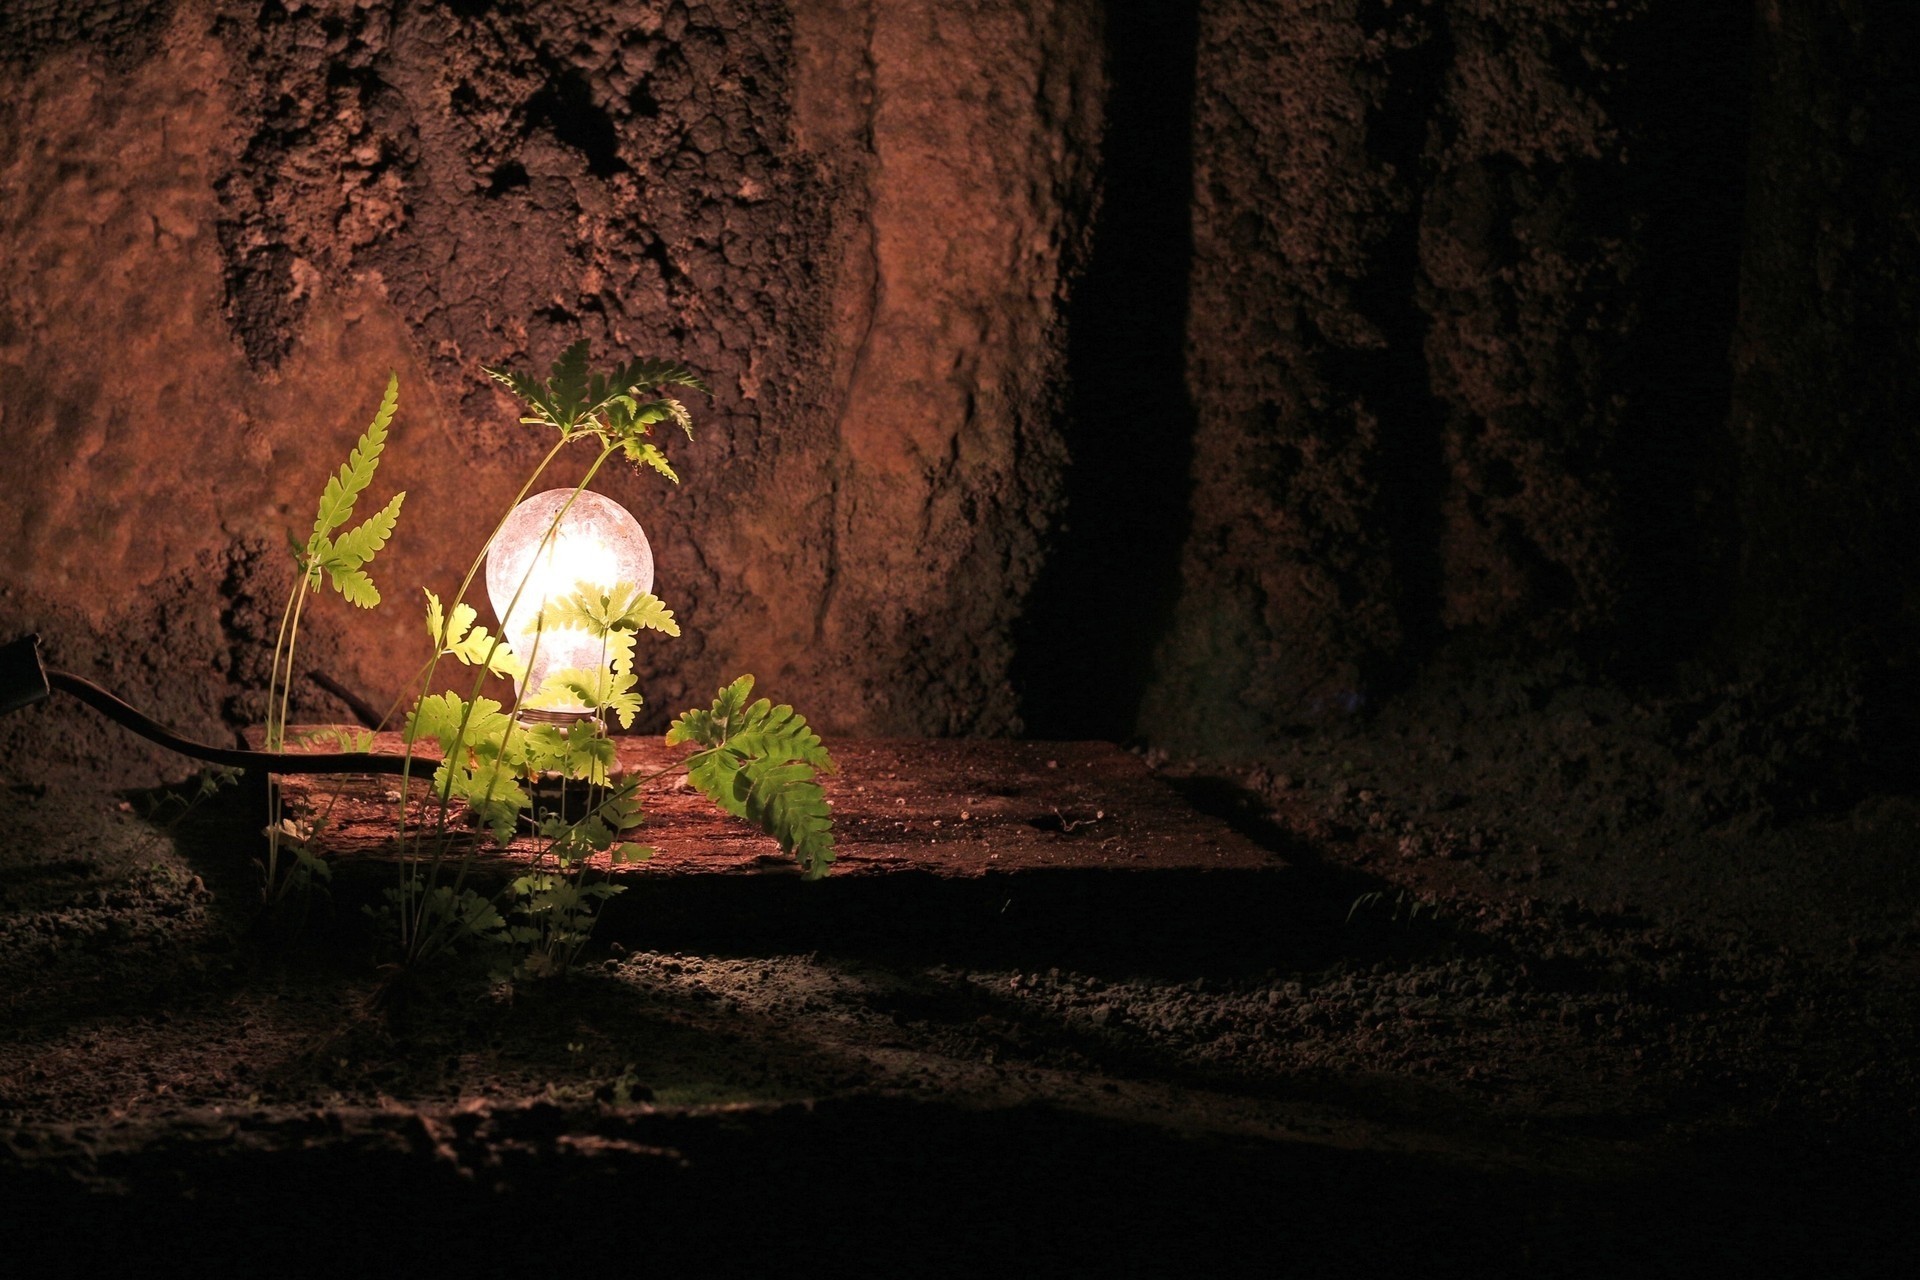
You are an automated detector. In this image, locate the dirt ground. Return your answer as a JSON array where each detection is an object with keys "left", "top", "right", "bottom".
[{"left": 2, "top": 659, "right": 1917, "bottom": 1274}]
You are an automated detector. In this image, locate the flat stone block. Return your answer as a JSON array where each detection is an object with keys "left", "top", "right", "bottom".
[{"left": 270, "top": 731, "right": 1280, "bottom": 880}]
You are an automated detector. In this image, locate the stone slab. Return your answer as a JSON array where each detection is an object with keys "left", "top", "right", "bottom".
[{"left": 269, "top": 730, "right": 1281, "bottom": 881}]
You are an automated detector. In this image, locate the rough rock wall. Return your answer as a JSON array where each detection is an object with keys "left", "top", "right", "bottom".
[
  {"left": 0, "top": 0, "right": 1102, "bottom": 782},
  {"left": 1144, "top": 0, "right": 1420, "bottom": 748},
  {"left": 2, "top": 0, "right": 1912, "bottom": 777},
  {"left": 1726, "top": 0, "right": 1920, "bottom": 728},
  {"left": 1144, "top": 0, "right": 1756, "bottom": 750}
]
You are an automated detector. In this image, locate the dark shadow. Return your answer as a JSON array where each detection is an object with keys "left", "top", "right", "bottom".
[
  {"left": 10, "top": 1093, "right": 1917, "bottom": 1276},
  {"left": 526, "top": 66, "right": 627, "bottom": 178},
  {"left": 1606, "top": 3, "right": 1753, "bottom": 679},
  {"left": 301, "top": 766, "right": 1470, "bottom": 980},
  {"left": 1349, "top": 1, "right": 1455, "bottom": 688},
  {"left": 1012, "top": 2, "right": 1201, "bottom": 741}
]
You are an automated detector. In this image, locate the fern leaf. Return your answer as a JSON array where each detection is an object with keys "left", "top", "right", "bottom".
[
  {"left": 527, "top": 667, "right": 643, "bottom": 729},
  {"left": 672, "top": 676, "right": 836, "bottom": 877},
  {"left": 666, "top": 674, "right": 755, "bottom": 748},
  {"left": 331, "top": 567, "right": 381, "bottom": 609},
  {"left": 742, "top": 758, "right": 836, "bottom": 877},
  {"left": 624, "top": 439, "right": 679, "bottom": 483},
  {"left": 445, "top": 601, "right": 478, "bottom": 648},
  {"left": 614, "top": 357, "right": 711, "bottom": 395},
  {"left": 310, "top": 373, "right": 398, "bottom": 544},
  {"left": 486, "top": 364, "right": 565, "bottom": 431},
  {"left": 333, "top": 491, "right": 405, "bottom": 568},
  {"left": 604, "top": 680, "right": 642, "bottom": 728},
  {"left": 541, "top": 583, "right": 680, "bottom": 639},
  {"left": 424, "top": 588, "right": 448, "bottom": 648},
  {"left": 434, "top": 759, "right": 528, "bottom": 844},
  {"left": 684, "top": 746, "right": 835, "bottom": 878},
  {"left": 425, "top": 589, "right": 525, "bottom": 678},
  {"left": 665, "top": 398, "right": 694, "bottom": 440},
  {"left": 449, "top": 621, "right": 525, "bottom": 679},
  {"left": 404, "top": 692, "right": 465, "bottom": 753},
  {"left": 549, "top": 339, "right": 592, "bottom": 419},
  {"left": 725, "top": 699, "right": 836, "bottom": 772},
  {"left": 525, "top": 721, "right": 618, "bottom": 785},
  {"left": 603, "top": 630, "right": 636, "bottom": 676},
  {"left": 478, "top": 633, "right": 528, "bottom": 680},
  {"left": 405, "top": 691, "right": 512, "bottom": 759}
]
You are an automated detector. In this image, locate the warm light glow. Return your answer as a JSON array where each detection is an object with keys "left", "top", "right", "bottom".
[{"left": 485, "top": 488, "right": 652, "bottom": 720}]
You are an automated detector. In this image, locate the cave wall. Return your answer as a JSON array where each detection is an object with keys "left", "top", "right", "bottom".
[
  {"left": 0, "top": 0, "right": 1103, "bottom": 782},
  {"left": 1141, "top": 0, "right": 1763, "bottom": 749},
  {"left": 1726, "top": 0, "right": 1920, "bottom": 727},
  {"left": 1, "top": 0, "right": 1914, "bottom": 779},
  {"left": 1136, "top": 0, "right": 1914, "bottom": 756}
]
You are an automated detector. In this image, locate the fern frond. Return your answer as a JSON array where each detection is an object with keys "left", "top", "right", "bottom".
[
  {"left": 525, "top": 721, "right": 618, "bottom": 786},
  {"left": 450, "top": 622, "right": 525, "bottom": 679},
  {"left": 671, "top": 676, "right": 836, "bottom": 877},
  {"left": 686, "top": 749, "right": 835, "bottom": 878},
  {"left": 404, "top": 691, "right": 513, "bottom": 758},
  {"left": 527, "top": 667, "right": 642, "bottom": 729},
  {"left": 536, "top": 778, "right": 645, "bottom": 862},
  {"left": 485, "top": 364, "right": 564, "bottom": 431},
  {"left": 724, "top": 698, "right": 836, "bottom": 771},
  {"left": 332, "top": 491, "right": 405, "bottom": 568},
  {"left": 625, "top": 439, "right": 679, "bottom": 483},
  {"left": 425, "top": 589, "right": 525, "bottom": 678},
  {"left": 331, "top": 567, "right": 381, "bottom": 608},
  {"left": 424, "top": 588, "right": 450, "bottom": 648},
  {"left": 487, "top": 345, "right": 708, "bottom": 447},
  {"left": 540, "top": 583, "right": 680, "bottom": 639},
  {"left": 614, "top": 357, "right": 711, "bottom": 395},
  {"left": 433, "top": 758, "right": 528, "bottom": 844},
  {"left": 311, "top": 373, "right": 397, "bottom": 544},
  {"left": 666, "top": 674, "right": 755, "bottom": 748},
  {"left": 665, "top": 398, "right": 694, "bottom": 441},
  {"left": 741, "top": 758, "right": 835, "bottom": 876},
  {"left": 549, "top": 339, "right": 592, "bottom": 419}
]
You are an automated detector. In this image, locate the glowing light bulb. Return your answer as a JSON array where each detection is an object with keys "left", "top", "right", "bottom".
[{"left": 485, "top": 488, "right": 652, "bottom": 724}]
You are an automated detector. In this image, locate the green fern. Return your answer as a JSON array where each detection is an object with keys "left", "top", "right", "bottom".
[
  {"left": 404, "top": 690, "right": 513, "bottom": 760},
  {"left": 302, "top": 374, "right": 405, "bottom": 608},
  {"left": 424, "top": 589, "right": 525, "bottom": 679},
  {"left": 536, "top": 778, "right": 649, "bottom": 866},
  {"left": 526, "top": 667, "right": 643, "bottom": 729},
  {"left": 524, "top": 720, "right": 618, "bottom": 786},
  {"left": 539, "top": 583, "right": 680, "bottom": 639},
  {"left": 625, "top": 439, "right": 679, "bottom": 483},
  {"left": 332, "top": 491, "right": 404, "bottom": 566},
  {"left": 483, "top": 341, "right": 708, "bottom": 482},
  {"left": 668, "top": 676, "right": 837, "bottom": 877},
  {"left": 310, "top": 373, "right": 397, "bottom": 544}
]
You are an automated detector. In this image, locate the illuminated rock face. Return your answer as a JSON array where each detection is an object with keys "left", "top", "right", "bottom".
[
  {"left": 0, "top": 0, "right": 1106, "bottom": 769},
  {"left": 1, "top": 0, "right": 1916, "bottom": 778}
]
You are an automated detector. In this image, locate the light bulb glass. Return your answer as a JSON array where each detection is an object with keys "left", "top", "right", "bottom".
[{"left": 485, "top": 488, "right": 652, "bottom": 721}]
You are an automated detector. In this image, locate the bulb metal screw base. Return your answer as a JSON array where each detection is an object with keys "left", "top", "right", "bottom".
[{"left": 515, "top": 706, "right": 601, "bottom": 729}]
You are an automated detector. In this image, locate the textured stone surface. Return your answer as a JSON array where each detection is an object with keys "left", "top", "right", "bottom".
[
  {"left": 1145, "top": 0, "right": 1420, "bottom": 749},
  {"left": 0, "top": 0, "right": 1103, "bottom": 786},
  {"left": 1727, "top": 0, "right": 1920, "bottom": 701},
  {"left": 1, "top": 0, "right": 1915, "bottom": 777},
  {"left": 269, "top": 731, "right": 1275, "bottom": 877},
  {"left": 1143, "top": 0, "right": 1768, "bottom": 749}
]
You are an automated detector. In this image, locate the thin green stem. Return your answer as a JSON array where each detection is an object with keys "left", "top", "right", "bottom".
[
  {"left": 265, "top": 575, "right": 312, "bottom": 894},
  {"left": 403, "top": 435, "right": 619, "bottom": 963},
  {"left": 394, "top": 429, "right": 574, "bottom": 917}
]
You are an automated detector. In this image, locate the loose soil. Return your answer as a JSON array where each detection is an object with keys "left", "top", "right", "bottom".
[{"left": 2, "top": 663, "right": 1916, "bottom": 1274}]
